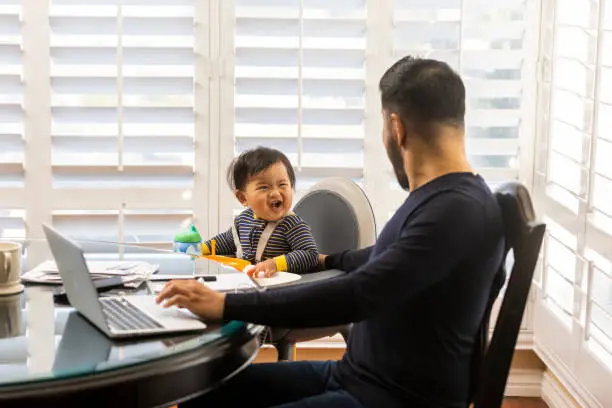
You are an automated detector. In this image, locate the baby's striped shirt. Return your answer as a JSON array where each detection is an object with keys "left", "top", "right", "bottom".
[{"left": 203, "top": 208, "right": 318, "bottom": 274}]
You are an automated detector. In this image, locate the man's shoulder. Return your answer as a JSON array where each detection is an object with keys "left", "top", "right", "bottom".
[
  {"left": 427, "top": 180, "right": 504, "bottom": 247},
  {"left": 452, "top": 178, "right": 502, "bottom": 222},
  {"left": 429, "top": 176, "right": 497, "bottom": 211},
  {"left": 408, "top": 177, "right": 502, "bottom": 231}
]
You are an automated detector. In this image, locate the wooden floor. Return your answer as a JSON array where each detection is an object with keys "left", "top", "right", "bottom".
[{"left": 503, "top": 397, "right": 548, "bottom": 408}]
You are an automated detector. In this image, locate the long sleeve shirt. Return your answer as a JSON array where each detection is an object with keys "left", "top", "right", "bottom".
[
  {"left": 223, "top": 173, "right": 505, "bottom": 408},
  {"left": 203, "top": 208, "right": 319, "bottom": 274}
]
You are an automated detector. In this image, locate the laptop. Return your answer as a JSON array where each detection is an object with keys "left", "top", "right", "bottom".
[
  {"left": 53, "top": 311, "right": 200, "bottom": 373},
  {"left": 42, "top": 223, "right": 208, "bottom": 338}
]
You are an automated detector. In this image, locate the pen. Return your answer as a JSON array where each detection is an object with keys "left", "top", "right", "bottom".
[{"left": 197, "top": 275, "right": 217, "bottom": 282}]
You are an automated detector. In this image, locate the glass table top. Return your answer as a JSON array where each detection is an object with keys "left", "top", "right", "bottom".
[{"left": 0, "top": 237, "right": 260, "bottom": 388}]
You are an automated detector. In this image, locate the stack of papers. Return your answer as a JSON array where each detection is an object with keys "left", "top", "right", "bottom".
[{"left": 21, "top": 260, "right": 159, "bottom": 288}]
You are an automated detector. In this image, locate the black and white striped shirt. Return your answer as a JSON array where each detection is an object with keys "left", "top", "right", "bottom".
[{"left": 203, "top": 208, "right": 319, "bottom": 274}]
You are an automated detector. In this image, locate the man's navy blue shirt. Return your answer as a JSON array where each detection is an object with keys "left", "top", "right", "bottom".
[{"left": 225, "top": 172, "right": 505, "bottom": 407}]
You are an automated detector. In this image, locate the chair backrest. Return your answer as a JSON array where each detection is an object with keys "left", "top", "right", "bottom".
[
  {"left": 293, "top": 178, "right": 376, "bottom": 254},
  {"left": 471, "top": 181, "right": 546, "bottom": 408}
]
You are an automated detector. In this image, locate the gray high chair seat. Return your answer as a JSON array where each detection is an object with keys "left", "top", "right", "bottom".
[{"left": 269, "top": 178, "right": 376, "bottom": 361}]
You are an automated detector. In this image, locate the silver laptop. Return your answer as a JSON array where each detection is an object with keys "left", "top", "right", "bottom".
[
  {"left": 53, "top": 311, "right": 199, "bottom": 373},
  {"left": 42, "top": 223, "right": 207, "bottom": 338}
]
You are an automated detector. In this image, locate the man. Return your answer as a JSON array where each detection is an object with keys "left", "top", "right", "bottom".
[{"left": 156, "top": 56, "right": 505, "bottom": 408}]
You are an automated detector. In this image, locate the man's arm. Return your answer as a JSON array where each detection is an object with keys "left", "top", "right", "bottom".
[
  {"left": 224, "top": 193, "right": 489, "bottom": 328},
  {"left": 324, "top": 246, "right": 374, "bottom": 272},
  {"left": 274, "top": 222, "right": 319, "bottom": 273}
]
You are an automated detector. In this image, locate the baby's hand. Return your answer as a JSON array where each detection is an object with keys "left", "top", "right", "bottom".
[{"left": 247, "top": 259, "right": 277, "bottom": 278}]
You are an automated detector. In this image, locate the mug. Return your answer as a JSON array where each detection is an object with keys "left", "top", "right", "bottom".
[
  {"left": 0, "top": 294, "right": 22, "bottom": 338},
  {"left": 0, "top": 241, "right": 24, "bottom": 296}
]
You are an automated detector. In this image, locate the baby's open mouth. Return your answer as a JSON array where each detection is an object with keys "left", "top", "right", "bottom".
[{"left": 270, "top": 200, "right": 283, "bottom": 210}]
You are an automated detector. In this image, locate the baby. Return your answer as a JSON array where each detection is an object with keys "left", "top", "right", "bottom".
[{"left": 202, "top": 147, "right": 319, "bottom": 278}]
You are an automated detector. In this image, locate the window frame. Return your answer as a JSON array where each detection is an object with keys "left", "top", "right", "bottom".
[
  {"left": 533, "top": 0, "right": 612, "bottom": 405},
  {"left": 11, "top": 0, "right": 214, "bottom": 257},
  {"left": 6, "top": 0, "right": 540, "bottom": 350}
]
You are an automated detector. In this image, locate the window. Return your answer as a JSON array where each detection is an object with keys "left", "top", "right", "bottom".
[
  {"left": 3, "top": 0, "right": 537, "bottom": 243},
  {"left": 534, "top": 0, "right": 612, "bottom": 405},
  {"left": 0, "top": 0, "right": 24, "bottom": 238},
  {"left": 380, "top": 0, "right": 532, "bottom": 219},
  {"left": 220, "top": 0, "right": 536, "bottom": 229},
  {"left": 0, "top": 0, "right": 209, "bottom": 249},
  {"left": 222, "top": 0, "right": 367, "bottom": 219}
]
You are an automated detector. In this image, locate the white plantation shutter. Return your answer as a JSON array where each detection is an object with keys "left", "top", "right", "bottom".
[
  {"left": 371, "top": 0, "right": 538, "bottom": 344},
  {"left": 534, "top": 0, "right": 612, "bottom": 405},
  {"left": 383, "top": 0, "right": 532, "bottom": 217},
  {"left": 220, "top": 0, "right": 538, "bottom": 236},
  {"left": 222, "top": 0, "right": 366, "bottom": 219},
  {"left": 0, "top": 0, "right": 25, "bottom": 238},
  {"left": 216, "top": 0, "right": 539, "bottom": 347},
  {"left": 47, "top": 0, "right": 203, "bottom": 247}
]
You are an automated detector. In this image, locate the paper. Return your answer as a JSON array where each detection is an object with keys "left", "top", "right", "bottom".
[
  {"left": 21, "top": 260, "right": 159, "bottom": 287},
  {"left": 254, "top": 272, "right": 301, "bottom": 287},
  {"left": 26, "top": 260, "right": 152, "bottom": 276},
  {"left": 203, "top": 273, "right": 257, "bottom": 292},
  {"left": 150, "top": 272, "right": 301, "bottom": 294},
  {"left": 151, "top": 273, "right": 257, "bottom": 294}
]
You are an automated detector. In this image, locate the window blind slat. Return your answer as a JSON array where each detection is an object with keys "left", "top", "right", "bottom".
[
  {"left": 0, "top": 5, "right": 21, "bottom": 16},
  {"left": 52, "top": 188, "right": 193, "bottom": 211},
  {"left": 535, "top": 0, "right": 612, "bottom": 394},
  {"left": 382, "top": 0, "right": 528, "bottom": 250},
  {"left": 46, "top": 0, "right": 197, "bottom": 243},
  {"left": 0, "top": 0, "right": 23, "bottom": 241},
  {"left": 233, "top": 0, "right": 366, "bottom": 193}
]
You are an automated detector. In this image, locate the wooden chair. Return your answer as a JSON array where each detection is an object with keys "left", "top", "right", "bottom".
[{"left": 469, "top": 181, "right": 546, "bottom": 408}]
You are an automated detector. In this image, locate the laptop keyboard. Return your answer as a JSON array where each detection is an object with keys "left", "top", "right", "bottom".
[{"left": 100, "top": 297, "right": 163, "bottom": 332}]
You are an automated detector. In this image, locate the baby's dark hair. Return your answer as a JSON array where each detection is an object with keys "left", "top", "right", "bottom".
[{"left": 227, "top": 146, "right": 296, "bottom": 191}]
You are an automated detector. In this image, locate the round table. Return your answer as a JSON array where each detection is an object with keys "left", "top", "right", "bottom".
[
  {"left": 0, "top": 286, "right": 264, "bottom": 407},
  {"left": 0, "top": 237, "right": 347, "bottom": 406}
]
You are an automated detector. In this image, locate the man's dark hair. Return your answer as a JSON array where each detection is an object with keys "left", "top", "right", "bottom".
[
  {"left": 227, "top": 146, "right": 296, "bottom": 191},
  {"left": 379, "top": 56, "right": 465, "bottom": 136}
]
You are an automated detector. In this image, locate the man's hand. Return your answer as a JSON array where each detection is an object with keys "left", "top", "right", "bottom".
[
  {"left": 246, "top": 259, "right": 277, "bottom": 278},
  {"left": 155, "top": 279, "right": 226, "bottom": 321}
]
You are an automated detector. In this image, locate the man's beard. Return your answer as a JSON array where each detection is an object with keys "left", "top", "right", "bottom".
[{"left": 386, "top": 137, "right": 410, "bottom": 191}]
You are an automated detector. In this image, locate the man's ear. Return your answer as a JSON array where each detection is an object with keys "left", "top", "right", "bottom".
[
  {"left": 390, "top": 113, "right": 407, "bottom": 148},
  {"left": 235, "top": 190, "right": 248, "bottom": 206}
]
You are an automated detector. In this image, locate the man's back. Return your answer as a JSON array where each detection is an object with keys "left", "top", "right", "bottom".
[{"left": 333, "top": 172, "right": 505, "bottom": 408}]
